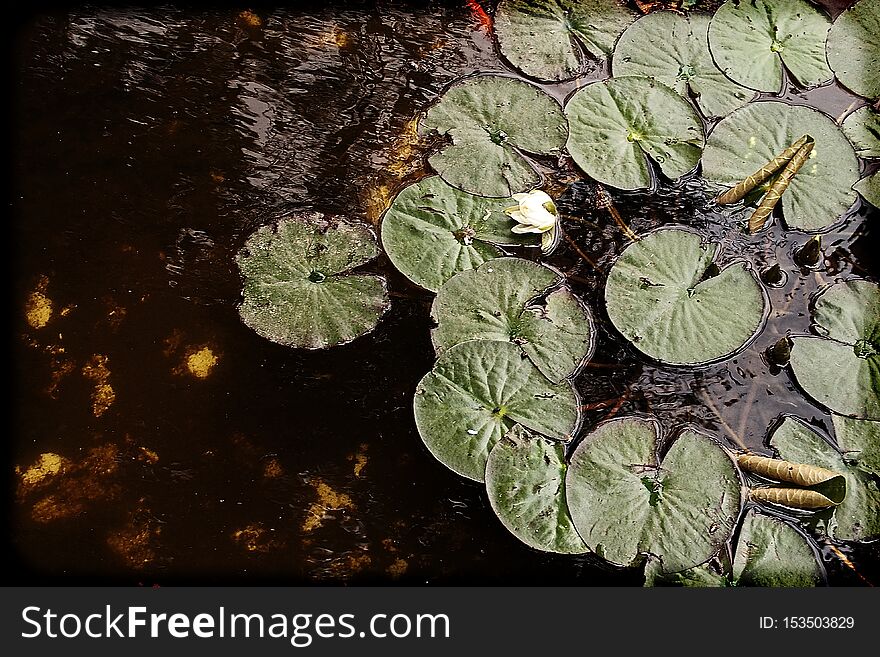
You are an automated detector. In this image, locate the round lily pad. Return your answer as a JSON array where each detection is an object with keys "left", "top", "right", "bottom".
[
  {"left": 827, "top": 0, "right": 880, "bottom": 99},
  {"left": 431, "top": 258, "right": 594, "bottom": 383},
  {"left": 731, "top": 510, "right": 822, "bottom": 587},
  {"left": 604, "top": 228, "right": 768, "bottom": 366},
  {"left": 855, "top": 171, "right": 880, "bottom": 208},
  {"left": 420, "top": 76, "right": 568, "bottom": 198},
  {"left": 566, "top": 416, "right": 742, "bottom": 573},
  {"left": 832, "top": 414, "right": 880, "bottom": 478},
  {"left": 565, "top": 76, "right": 704, "bottom": 190},
  {"left": 493, "top": 0, "right": 637, "bottom": 82},
  {"left": 485, "top": 424, "right": 588, "bottom": 554},
  {"left": 612, "top": 11, "right": 755, "bottom": 118},
  {"left": 702, "top": 101, "right": 860, "bottom": 232},
  {"left": 643, "top": 560, "right": 727, "bottom": 587},
  {"left": 769, "top": 416, "right": 880, "bottom": 542},
  {"left": 236, "top": 214, "right": 389, "bottom": 349},
  {"left": 708, "top": 0, "right": 833, "bottom": 93},
  {"left": 789, "top": 279, "right": 880, "bottom": 420},
  {"left": 380, "top": 176, "right": 538, "bottom": 293},
  {"left": 842, "top": 106, "right": 880, "bottom": 158},
  {"left": 414, "top": 340, "right": 580, "bottom": 482}
]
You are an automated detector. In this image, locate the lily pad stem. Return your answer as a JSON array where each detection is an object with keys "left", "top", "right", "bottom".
[
  {"left": 562, "top": 232, "right": 602, "bottom": 272},
  {"left": 596, "top": 184, "right": 639, "bottom": 242}
]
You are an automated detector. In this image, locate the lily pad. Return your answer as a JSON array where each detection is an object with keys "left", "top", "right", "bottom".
[
  {"left": 842, "top": 106, "right": 880, "bottom": 158},
  {"left": 612, "top": 11, "right": 755, "bottom": 118},
  {"left": 380, "top": 176, "right": 538, "bottom": 293},
  {"left": 769, "top": 416, "right": 880, "bottom": 541},
  {"left": 644, "top": 560, "right": 727, "bottom": 587},
  {"left": 236, "top": 214, "right": 389, "bottom": 349},
  {"left": 708, "top": 0, "right": 833, "bottom": 93},
  {"left": 832, "top": 414, "right": 880, "bottom": 477},
  {"left": 827, "top": 0, "right": 880, "bottom": 99},
  {"left": 485, "top": 424, "right": 588, "bottom": 554},
  {"left": 413, "top": 340, "right": 580, "bottom": 482},
  {"left": 789, "top": 279, "right": 880, "bottom": 420},
  {"left": 565, "top": 76, "right": 704, "bottom": 190},
  {"left": 420, "top": 76, "right": 568, "bottom": 198},
  {"left": 731, "top": 510, "right": 822, "bottom": 587},
  {"left": 855, "top": 171, "right": 880, "bottom": 208},
  {"left": 604, "top": 228, "right": 767, "bottom": 366},
  {"left": 566, "top": 416, "right": 742, "bottom": 573},
  {"left": 431, "top": 258, "right": 594, "bottom": 383},
  {"left": 702, "top": 102, "right": 860, "bottom": 232},
  {"left": 493, "top": 0, "right": 637, "bottom": 82}
]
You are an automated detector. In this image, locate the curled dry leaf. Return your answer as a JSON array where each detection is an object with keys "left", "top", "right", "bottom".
[
  {"left": 736, "top": 454, "right": 842, "bottom": 487},
  {"left": 749, "top": 487, "right": 837, "bottom": 509}
]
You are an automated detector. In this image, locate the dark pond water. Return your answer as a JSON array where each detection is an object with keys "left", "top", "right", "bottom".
[{"left": 11, "top": 0, "right": 878, "bottom": 585}]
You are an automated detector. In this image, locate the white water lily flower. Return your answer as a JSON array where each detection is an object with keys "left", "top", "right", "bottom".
[{"left": 505, "top": 190, "right": 558, "bottom": 234}]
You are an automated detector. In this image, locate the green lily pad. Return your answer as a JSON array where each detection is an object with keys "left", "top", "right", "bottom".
[
  {"left": 493, "top": 0, "right": 637, "bottom": 82},
  {"left": 236, "top": 214, "right": 389, "bottom": 349},
  {"left": 855, "top": 171, "right": 880, "bottom": 208},
  {"left": 414, "top": 340, "right": 580, "bottom": 482},
  {"left": 827, "top": 0, "right": 880, "bottom": 100},
  {"left": 612, "top": 11, "right": 755, "bottom": 118},
  {"left": 420, "top": 76, "right": 568, "bottom": 198},
  {"left": 708, "top": 0, "right": 833, "bottom": 93},
  {"left": 833, "top": 414, "right": 880, "bottom": 477},
  {"left": 789, "top": 279, "right": 880, "bottom": 420},
  {"left": 732, "top": 510, "right": 822, "bottom": 587},
  {"left": 485, "top": 424, "right": 588, "bottom": 554},
  {"left": 566, "top": 416, "right": 742, "bottom": 573},
  {"left": 564, "top": 76, "right": 704, "bottom": 190},
  {"left": 431, "top": 258, "right": 594, "bottom": 383},
  {"left": 842, "top": 106, "right": 880, "bottom": 158},
  {"left": 769, "top": 416, "right": 880, "bottom": 541},
  {"left": 644, "top": 560, "right": 727, "bottom": 587},
  {"left": 604, "top": 228, "right": 768, "bottom": 366},
  {"left": 702, "top": 102, "right": 860, "bottom": 232},
  {"left": 380, "top": 176, "right": 538, "bottom": 293}
]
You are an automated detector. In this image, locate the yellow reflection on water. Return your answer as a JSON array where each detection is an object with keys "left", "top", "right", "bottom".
[
  {"left": 25, "top": 275, "right": 53, "bottom": 329},
  {"left": 185, "top": 347, "right": 219, "bottom": 378},
  {"left": 301, "top": 479, "right": 354, "bottom": 533},
  {"left": 82, "top": 354, "right": 115, "bottom": 417}
]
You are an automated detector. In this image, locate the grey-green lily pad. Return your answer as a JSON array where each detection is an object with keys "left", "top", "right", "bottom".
[
  {"left": 855, "top": 171, "right": 880, "bottom": 208},
  {"left": 842, "top": 106, "right": 880, "bottom": 158},
  {"left": 789, "top": 279, "right": 880, "bottom": 420},
  {"left": 644, "top": 559, "right": 727, "bottom": 587},
  {"left": 414, "top": 340, "right": 580, "bottom": 482},
  {"left": 612, "top": 11, "right": 755, "bottom": 118},
  {"left": 604, "top": 228, "right": 767, "bottom": 366},
  {"left": 827, "top": 0, "right": 880, "bottom": 100},
  {"left": 493, "top": 0, "right": 637, "bottom": 82},
  {"left": 769, "top": 416, "right": 880, "bottom": 541},
  {"left": 833, "top": 414, "right": 880, "bottom": 477},
  {"left": 236, "top": 213, "right": 389, "bottom": 349},
  {"left": 566, "top": 416, "right": 742, "bottom": 573},
  {"left": 708, "top": 0, "right": 833, "bottom": 93},
  {"left": 420, "top": 76, "right": 568, "bottom": 198},
  {"left": 703, "top": 102, "right": 860, "bottom": 232},
  {"left": 565, "top": 76, "right": 704, "bottom": 190},
  {"left": 485, "top": 424, "right": 588, "bottom": 554},
  {"left": 380, "top": 176, "right": 538, "bottom": 293},
  {"left": 732, "top": 510, "right": 822, "bottom": 587},
  {"left": 431, "top": 258, "right": 594, "bottom": 383}
]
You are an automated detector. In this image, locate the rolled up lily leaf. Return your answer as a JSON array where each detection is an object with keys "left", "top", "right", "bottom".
[
  {"left": 748, "top": 138, "right": 815, "bottom": 233},
  {"left": 716, "top": 135, "right": 811, "bottom": 205},
  {"left": 737, "top": 454, "right": 841, "bottom": 487},
  {"left": 749, "top": 487, "right": 837, "bottom": 509}
]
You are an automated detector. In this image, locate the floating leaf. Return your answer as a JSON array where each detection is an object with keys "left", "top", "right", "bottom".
[
  {"left": 612, "top": 11, "right": 755, "bottom": 118},
  {"left": 717, "top": 135, "right": 811, "bottom": 205},
  {"left": 708, "top": 0, "right": 833, "bottom": 93},
  {"left": 493, "top": 0, "right": 637, "bottom": 82},
  {"left": 565, "top": 76, "right": 704, "bottom": 191},
  {"left": 842, "top": 106, "right": 880, "bottom": 158},
  {"left": 732, "top": 510, "right": 822, "bottom": 587},
  {"left": 380, "top": 176, "right": 538, "bottom": 293},
  {"left": 644, "top": 561, "right": 727, "bottom": 587},
  {"left": 789, "top": 279, "right": 880, "bottom": 420},
  {"left": 604, "top": 228, "right": 767, "bottom": 366},
  {"left": 737, "top": 454, "right": 843, "bottom": 487},
  {"left": 749, "top": 486, "right": 839, "bottom": 509},
  {"left": 236, "top": 214, "right": 389, "bottom": 349},
  {"left": 431, "top": 258, "right": 594, "bottom": 383},
  {"left": 485, "top": 424, "right": 588, "bottom": 554},
  {"left": 855, "top": 171, "right": 880, "bottom": 208},
  {"left": 420, "top": 76, "right": 568, "bottom": 198},
  {"left": 413, "top": 340, "right": 580, "bottom": 482},
  {"left": 747, "top": 137, "right": 814, "bottom": 233},
  {"left": 827, "top": 0, "right": 880, "bottom": 100},
  {"left": 566, "top": 416, "right": 742, "bottom": 573},
  {"left": 703, "top": 102, "right": 860, "bottom": 232},
  {"left": 832, "top": 415, "right": 880, "bottom": 477},
  {"left": 769, "top": 416, "right": 880, "bottom": 541}
]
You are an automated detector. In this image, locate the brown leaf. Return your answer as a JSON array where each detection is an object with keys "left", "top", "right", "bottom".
[
  {"left": 749, "top": 487, "right": 837, "bottom": 509},
  {"left": 736, "top": 453, "right": 840, "bottom": 486}
]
